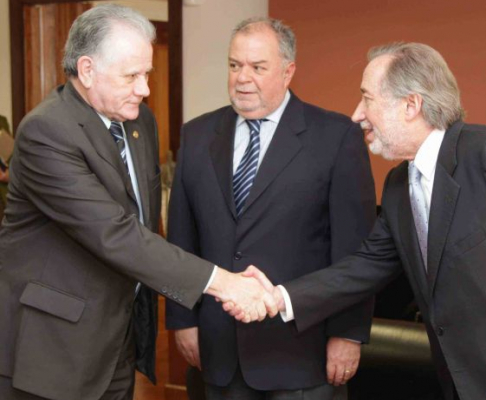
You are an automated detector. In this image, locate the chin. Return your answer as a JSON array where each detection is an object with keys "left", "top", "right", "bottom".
[{"left": 120, "top": 110, "right": 140, "bottom": 121}]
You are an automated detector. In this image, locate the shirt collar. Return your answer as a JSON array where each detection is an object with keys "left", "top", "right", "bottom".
[
  {"left": 411, "top": 128, "right": 446, "bottom": 181},
  {"left": 236, "top": 90, "right": 291, "bottom": 127},
  {"left": 97, "top": 113, "right": 114, "bottom": 130}
]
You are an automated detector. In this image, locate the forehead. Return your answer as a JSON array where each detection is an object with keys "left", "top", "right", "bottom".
[
  {"left": 229, "top": 27, "right": 280, "bottom": 59},
  {"left": 361, "top": 55, "right": 393, "bottom": 94},
  {"left": 99, "top": 25, "right": 153, "bottom": 67}
]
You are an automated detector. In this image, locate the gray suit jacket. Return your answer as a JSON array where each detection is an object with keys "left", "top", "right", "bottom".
[
  {"left": 0, "top": 82, "right": 213, "bottom": 400},
  {"left": 286, "top": 121, "right": 486, "bottom": 400}
]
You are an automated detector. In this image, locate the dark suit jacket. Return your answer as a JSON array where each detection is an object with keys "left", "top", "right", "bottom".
[
  {"left": 0, "top": 82, "right": 214, "bottom": 400},
  {"left": 165, "top": 94, "right": 376, "bottom": 390},
  {"left": 285, "top": 121, "right": 486, "bottom": 400}
]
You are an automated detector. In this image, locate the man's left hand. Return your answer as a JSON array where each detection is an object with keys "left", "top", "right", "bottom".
[{"left": 326, "top": 337, "right": 361, "bottom": 386}]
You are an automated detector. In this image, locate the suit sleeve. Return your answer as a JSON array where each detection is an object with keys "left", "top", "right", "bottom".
[
  {"left": 165, "top": 127, "right": 202, "bottom": 329},
  {"left": 15, "top": 115, "right": 214, "bottom": 310},
  {"left": 287, "top": 206, "right": 402, "bottom": 334},
  {"left": 325, "top": 122, "right": 377, "bottom": 342}
]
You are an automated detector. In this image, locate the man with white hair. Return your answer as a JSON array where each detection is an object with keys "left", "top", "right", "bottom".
[{"left": 0, "top": 5, "right": 276, "bottom": 400}]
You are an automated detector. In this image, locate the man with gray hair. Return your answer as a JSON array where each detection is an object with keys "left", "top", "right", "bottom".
[
  {"left": 244, "top": 42, "right": 480, "bottom": 400},
  {"left": 0, "top": 5, "right": 277, "bottom": 400},
  {"left": 166, "top": 17, "right": 376, "bottom": 400}
]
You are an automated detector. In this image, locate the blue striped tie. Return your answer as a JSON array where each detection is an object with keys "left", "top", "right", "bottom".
[
  {"left": 233, "top": 119, "right": 264, "bottom": 216},
  {"left": 109, "top": 121, "right": 128, "bottom": 173}
]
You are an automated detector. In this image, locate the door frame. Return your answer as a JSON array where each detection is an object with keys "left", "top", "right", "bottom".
[{"left": 9, "top": 0, "right": 182, "bottom": 152}]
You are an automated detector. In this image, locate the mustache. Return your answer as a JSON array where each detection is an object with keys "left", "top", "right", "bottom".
[
  {"left": 235, "top": 87, "right": 256, "bottom": 92},
  {"left": 360, "top": 121, "right": 372, "bottom": 130}
]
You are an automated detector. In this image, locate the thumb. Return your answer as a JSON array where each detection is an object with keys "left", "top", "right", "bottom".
[{"left": 244, "top": 265, "right": 274, "bottom": 292}]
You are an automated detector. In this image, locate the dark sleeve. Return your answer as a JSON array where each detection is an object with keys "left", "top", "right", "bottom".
[
  {"left": 287, "top": 181, "right": 402, "bottom": 334},
  {"left": 324, "top": 122, "right": 377, "bottom": 342},
  {"left": 16, "top": 115, "right": 213, "bottom": 310},
  {"left": 165, "top": 127, "right": 202, "bottom": 329}
]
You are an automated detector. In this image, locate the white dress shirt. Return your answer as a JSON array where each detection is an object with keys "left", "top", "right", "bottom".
[
  {"left": 279, "top": 128, "right": 446, "bottom": 322},
  {"left": 204, "top": 91, "right": 291, "bottom": 293},
  {"left": 409, "top": 129, "right": 446, "bottom": 212},
  {"left": 233, "top": 90, "right": 291, "bottom": 173},
  {"left": 99, "top": 114, "right": 145, "bottom": 293},
  {"left": 98, "top": 114, "right": 145, "bottom": 225}
]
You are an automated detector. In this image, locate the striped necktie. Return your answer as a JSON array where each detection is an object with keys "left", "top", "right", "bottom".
[
  {"left": 109, "top": 121, "right": 128, "bottom": 172},
  {"left": 233, "top": 119, "right": 264, "bottom": 216}
]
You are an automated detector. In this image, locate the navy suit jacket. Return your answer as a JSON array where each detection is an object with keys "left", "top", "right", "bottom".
[{"left": 166, "top": 94, "right": 376, "bottom": 390}]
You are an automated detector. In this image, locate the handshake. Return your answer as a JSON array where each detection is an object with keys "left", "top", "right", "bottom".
[{"left": 206, "top": 265, "right": 286, "bottom": 323}]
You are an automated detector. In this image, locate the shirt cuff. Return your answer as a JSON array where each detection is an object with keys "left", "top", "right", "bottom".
[
  {"left": 203, "top": 265, "right": 218, "bottom": 293},
  {"left": 277, "top": 285, "right": 295, "bottom": 322}
]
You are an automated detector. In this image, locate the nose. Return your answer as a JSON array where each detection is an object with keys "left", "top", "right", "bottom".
[
  {"left": 236, "top": 66, "right": 251, "bottom": 83},
  {"left": 134, "top": 75, "right": 150, "bottom": 98},
  {"left": 351, "top": 100, "right": 365, "bottom": 123}
]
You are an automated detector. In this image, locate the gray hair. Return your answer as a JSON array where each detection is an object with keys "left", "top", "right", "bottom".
[
  {"left": 63, "top": 4, "right": 156, "bottom": 77},
  {"left": 232, "top": 17, "right": 296, "bottom": 63},
  {"left": 368, "top": 42, "right": 464, "bottom": 130}
]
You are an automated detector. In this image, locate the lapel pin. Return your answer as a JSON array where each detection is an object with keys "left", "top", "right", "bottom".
[{"left": 133, "top": 131, "right": 139, "bottom": 139}]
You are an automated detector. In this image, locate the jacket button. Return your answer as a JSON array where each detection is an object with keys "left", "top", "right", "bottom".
[
  {"left": 437, "top": 327, "right": 444, "bottom": 336},
  {"left": 234, "top": 252, "right": 242, "bottom": 260}
]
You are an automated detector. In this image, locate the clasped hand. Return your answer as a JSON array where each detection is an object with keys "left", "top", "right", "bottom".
[{"left": 207, "top": 265, "right": 284, "bottom": 323}]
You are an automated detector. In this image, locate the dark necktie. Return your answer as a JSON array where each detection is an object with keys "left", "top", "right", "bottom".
[
  {"left": 110, "top": 121, "right": 141, "bottom": 294},
  {"left": 233, "top": 119, "right": 264, "bottom": 216},
  {"left": 409, "top": 163, "right": 428, "bottom": 269},
  {"left": 109, "top": 121, "right": 128, "bottom": 172}
]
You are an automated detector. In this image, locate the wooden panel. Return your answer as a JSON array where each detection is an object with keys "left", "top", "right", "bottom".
[
  {"left": 23, "top": 5, "right": 41, "bottom": 113},
  {"left": 40, "top": 4, "right": 58, "bottom": 99},
  {"left": 165, "top": 384, "right": 189, "bottom": 400},
  {"left": 147, "top": 21, "right": 170, "bottom": 164},
  {"left": 23, "top": 2, "right": 91, "bottom": 114},
  {"left": 168, "top": 0, "right": 182, "bottom": 158}
]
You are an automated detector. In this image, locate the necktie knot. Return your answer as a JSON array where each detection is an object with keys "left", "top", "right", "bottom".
[
  {"left": 109, "top": 121, "right": 124, "bottom": 143},
  {"left": 245, "top": 119, "right": 264, "bottom": 136},
  {"left": 409, "top": 163, "right": 422, "bottom": 185},
  {"left": 109, "top": 121, "right": 128, "bottom": 172}
]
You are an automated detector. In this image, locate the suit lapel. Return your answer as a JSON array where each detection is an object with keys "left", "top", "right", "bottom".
[
  {"left": 62, "top": 82, "right": 138, "bottom": 206},
  {"left": 125, "top": 120, "right": 149, "bottom": 223},
  {"left": 396, "top": 163, "right": 429, "bottom": 302},
  {"left": 427, "top": 121, "right": 462, "bottom": 293},
  {"left": 210, "top": 107, "right": 238, "bottom": 220},
  {"left": 241, "top": 95, "right": 305, "bottom": 214}
]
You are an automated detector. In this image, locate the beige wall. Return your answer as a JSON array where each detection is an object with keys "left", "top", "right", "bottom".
[
  {"left": 106, "top": 0, "right": 168, "bottom": 21},
  {"left": 182, "top": 0, "right": 268, "bottom": 122},
  {"left": 0, "top": 0, "right": 12, "bottom": 130}
]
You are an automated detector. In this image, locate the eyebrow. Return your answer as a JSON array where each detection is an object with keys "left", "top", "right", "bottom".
[
  {"left": 360, "top": 87, "right": 373, "bottom": 97},
  {"left": 228, "top": 57, "right": 268, "bottom": 65},
  {"left": 125, "top": 67, "right": 154, "bottom": 75}
]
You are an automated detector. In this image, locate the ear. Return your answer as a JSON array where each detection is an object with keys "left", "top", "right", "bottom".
[
  {"left": 283, "top": 61, "right": 296, "bottom": 87},
  {"left": 404, "top": 93, "right": 423, "bottom": 121},
  {"left": 77, "top": 56, "right": 95, "bottom": 89}
]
